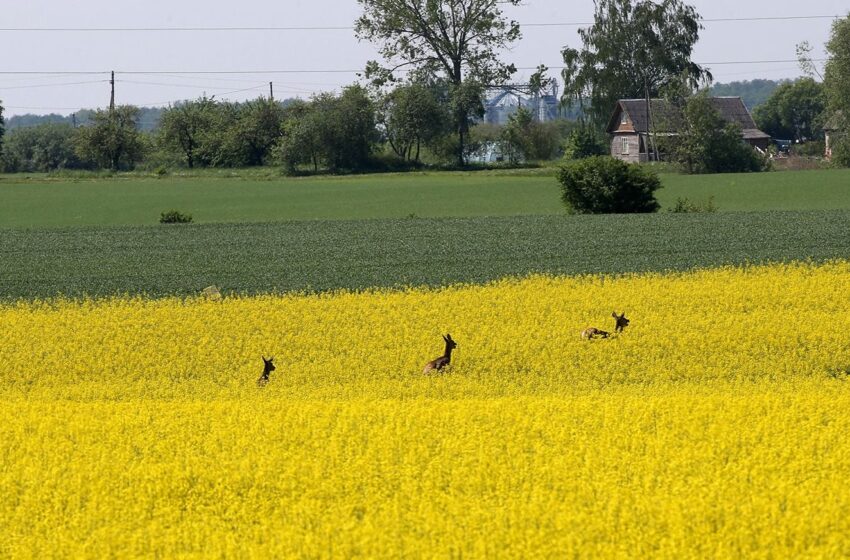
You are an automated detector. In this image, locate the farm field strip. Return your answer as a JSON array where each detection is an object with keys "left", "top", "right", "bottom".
[
  {"left": 5, "top": 391, "right": 850, "bottom": 558},
  {"left": 3, "top": 262, "right": 850, "bottom": 557},
  {"left": 1, "top": 168, "right": 850, "bottom": 227},
  {"left": 2, "top": 210, "right": 850, "bottom": 300}
]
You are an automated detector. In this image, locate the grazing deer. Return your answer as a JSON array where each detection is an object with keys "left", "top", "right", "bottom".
[
  {"left": 423, "top": 334, "right": 457, "bottom": 374},
  {"left": 581, "top": 312, "right": 630, "bottom": 340},
  {"left": 257, "top": 356, "right": 276, "bottom": 387},
  {"left": 581, "top": 327, "right": 610, "bottom": 340}
]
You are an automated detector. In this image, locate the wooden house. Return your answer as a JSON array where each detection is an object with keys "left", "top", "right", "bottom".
[{"left": 606, "top": 97, "right": 770, "bottom": 163}]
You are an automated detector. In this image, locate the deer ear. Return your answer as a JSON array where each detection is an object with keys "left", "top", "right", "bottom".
[
  {"left": 612, "top": 312, "right": 618, "bottom": 318},
  {"left": 442, "top": 334, "right": 449, "bottom": 342}
]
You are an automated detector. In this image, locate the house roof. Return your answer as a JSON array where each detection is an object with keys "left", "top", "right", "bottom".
[
  {"left": 824, "top": 111, "right": 844, "bottom": 131},
  {"left": 607, "top": 97, "right": 768, "bottom": 138}
]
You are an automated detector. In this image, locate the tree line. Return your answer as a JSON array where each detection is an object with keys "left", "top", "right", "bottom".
[
  {"left": 0, "top": 82, "right": 573, "bottom": 174},
  {"left": 1, "top": 0, "right": 849, "bottom": 174}
]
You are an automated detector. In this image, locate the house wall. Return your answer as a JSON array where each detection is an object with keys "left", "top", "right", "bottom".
[
  {"left": 610, "top": 133, "right": 645, "bottom": 164},
  {"left": 745, "top": 138, "right": 770, "bottom": 151}
]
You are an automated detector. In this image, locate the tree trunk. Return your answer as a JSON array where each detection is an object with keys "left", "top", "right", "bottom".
[
  {"left": 457, "top": 115, "right": 468, "bottom": 167},
  {"left": 454, "top": 61, "right": 466, "bottom": 168}
]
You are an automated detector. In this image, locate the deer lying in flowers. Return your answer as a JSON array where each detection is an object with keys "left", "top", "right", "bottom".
[
  {"left": 423, "top": 334, "right": 457, "bottom": 374},
  {"left": 257, "top": 356, "right": 276, "bottom": 387},
  {"left": 582, "top": 312, "right": 630, "bottom": 340}
]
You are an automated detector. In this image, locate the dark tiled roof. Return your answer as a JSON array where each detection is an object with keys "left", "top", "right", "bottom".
[
  {"left": 824, "top": 111, "right": 844, "bottom": 131},
  {"left": 742, "top": 128, "right": 771, "bottom": 140},
  {"left": 608, "top": 97, "right": 764, "bottom": 135}
]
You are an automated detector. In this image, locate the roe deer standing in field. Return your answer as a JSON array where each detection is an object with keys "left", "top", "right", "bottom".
[
  {"left": 582, "top": 312, "right": 630, "bottom": 340},
  {"left": 257, "top": 356, "right": 276, "bottom": 387},
  {"left": 613, "top": 311, "right": 630, "bottom": 333},
  {"left": 423, "top": 334, "right": 457, "bottom": 374}
]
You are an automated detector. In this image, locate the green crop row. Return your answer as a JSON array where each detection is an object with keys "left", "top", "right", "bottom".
[{"left": 2, "top": 210, "right": 849, "bottom": 300}]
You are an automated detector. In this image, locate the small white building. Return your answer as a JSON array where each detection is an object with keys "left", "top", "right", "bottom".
[{"left": 824, "top": 112, "right": 844, "bottom": 160}]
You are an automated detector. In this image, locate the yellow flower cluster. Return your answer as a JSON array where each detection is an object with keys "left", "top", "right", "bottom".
[{"left": 2, "top": 262, "right": 850, "bottom": 557}]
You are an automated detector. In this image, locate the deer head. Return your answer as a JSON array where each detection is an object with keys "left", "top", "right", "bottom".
[
  {"left": 443, "top": 334, "right": 457, "bottom": 352},
  {"left": 612, "top": 312, "right": 630, "bottom": 333},
  {"left": 262, "top": 356, "right": 276, "bottom": 375}
]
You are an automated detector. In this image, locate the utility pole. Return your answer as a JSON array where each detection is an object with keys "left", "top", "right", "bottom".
[
  {"left": 72, "top": 113, "right": 77, "bottom": 128},
  {"left": 269, "top": 81, "right": 274, "bottom": 102},
  {"left": 109, "top": 71, "right": 115, "bottom": 113}
]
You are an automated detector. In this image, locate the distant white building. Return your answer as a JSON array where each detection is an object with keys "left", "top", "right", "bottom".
[
  {"left": 483, "top": 82, "right": 561, "bottom": 124},
  {"left": 468, "top": 141, "right": 509, "bottom": 164}
]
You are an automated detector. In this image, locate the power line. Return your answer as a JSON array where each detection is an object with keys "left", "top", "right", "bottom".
[
  {"left": 0, "top": 14, "right": 841, "bottom": 32},
  {"left": 0, "top": 80, "right": 107, "bottom": 90},
  {"left": 118, "top": 79, "right": 268, "bottom": 90},
  {"left": 0, "top": 71, "right": 110, "bottom": 76},
  {"left": 118, "top": 79, "right": 316, "bottom": 94},
  {"left": 0, "top": 60, "right": 832, "bottom": 77}
]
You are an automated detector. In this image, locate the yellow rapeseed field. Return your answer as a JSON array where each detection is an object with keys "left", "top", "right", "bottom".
[{"left": 2, "top": 262, "right": 850, "bottom": 558}]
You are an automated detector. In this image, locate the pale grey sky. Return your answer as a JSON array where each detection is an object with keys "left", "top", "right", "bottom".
[{"left": 0, "top": 0, "right": 847, "bottom": 116}]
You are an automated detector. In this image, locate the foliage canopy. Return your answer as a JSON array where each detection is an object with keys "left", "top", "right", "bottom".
[
  {"left": 74, "top": 106, "right": 145, "bottom": 171},
  {"left": 824, "top": 15, "right": 850, "bottom": 166},
  {"left": 355, "top": 0, "right": 521, "bottom": 165},
  {"left": 2, "top": 123, "right": 85, "bottom": 172},
  {"left": 753, "top": 78, "right": 825, "bottom": 143},
  {"left": 561, "top": 0, "right": 710, "bottom": 127},
  {"left": 661, "top": 93, "right": 767, "bottom": 174}
]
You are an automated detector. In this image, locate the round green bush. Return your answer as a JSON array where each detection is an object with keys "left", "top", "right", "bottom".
[{"left": 556, "top": 156, "right": 661, "bottom": 214}]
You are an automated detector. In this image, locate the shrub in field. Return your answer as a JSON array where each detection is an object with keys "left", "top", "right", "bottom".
[
  {"left": 556, "top": 156, "right": 661, "bottom": 214},
  {"left": 159, "top": 210, "right": 193, "bottom": 224},
  {"left": 668, "top": 196, "right": 718, "bottom": 213}
]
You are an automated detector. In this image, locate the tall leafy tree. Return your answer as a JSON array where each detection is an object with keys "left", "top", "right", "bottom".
[
  {"left": 313, "top": 85, "right": 378, "bottom": 171},
  {"left": 355, "top": 0, "right": 521, "bottom": 166},
  {"left": 561, "top": 0, "right": 711, "bottom": 131},
  {"left": 660, "top": 92, "right": 765, "bottom": 174},
  {"left": 752, "top": 78, "right": 825, "bottom": 143},
  {"left": 74, "top": 106, "right": 145, "bottom": 171},
  {"left": 824, "top": 14, "right": 850, "bottom": 166},
  {"left": 500, "top": 106, "right": 534, "bottom": 163},
  {"left": 500, "top": 106, "right": 562, "bottom": 162},
  {"left": 226, "top": 97, "right": 285, "bottom": 166},
  {"left": 381, "top": 82, "right": 449, "bottom": 162},
  {"left": 159, "top": 96, "right": 218, "bottom": 168},
  {"left": 276, "top": 100, "right": 323, "bottom": 173},
  {"left": 276, "top": 85, "right": 378, "bottom": 173}
]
